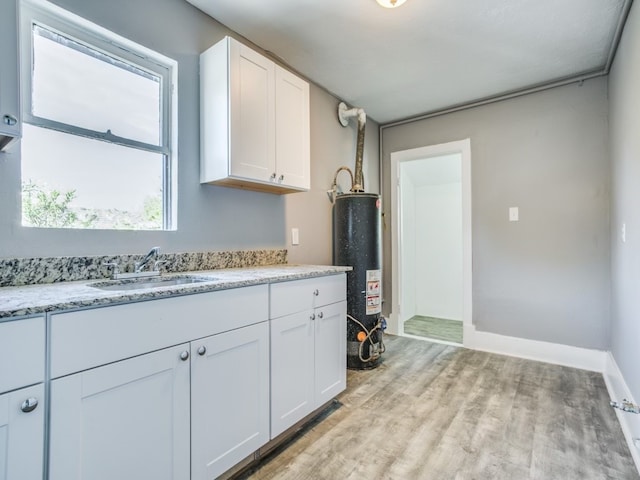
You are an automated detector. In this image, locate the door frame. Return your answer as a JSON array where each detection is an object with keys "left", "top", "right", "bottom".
[{"left": 389, "top": 139, "right": 472, "bottom": 346}]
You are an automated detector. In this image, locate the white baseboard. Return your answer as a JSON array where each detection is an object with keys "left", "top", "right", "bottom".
[
  {"left": 403, "top": 332, "right": 462, "bottom": 347},
  {"left": 604, "top": 352, "right": 640, "bottom": 473},
  {"left": 463, "top": 324, "right": 607, "bottom": 372},
  {"left": 386, "top": 312, "right": 400, "bottom": 336}
]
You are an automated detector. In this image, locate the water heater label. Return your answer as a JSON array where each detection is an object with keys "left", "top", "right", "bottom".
[{"left": 366, "top": 269, "right": 382, "bottom": 315}]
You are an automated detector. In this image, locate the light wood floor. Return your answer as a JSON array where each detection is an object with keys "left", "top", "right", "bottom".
[
  {"left": 238, "top": 335, "right": 638, "bottom": 480},
  {"left": 404, "top": 316, "right": 463, "bottom": 344}
]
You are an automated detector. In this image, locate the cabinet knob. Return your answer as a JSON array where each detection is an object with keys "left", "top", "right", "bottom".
[
  {"left": 2, "top": 114, "right": 17, "bottom": 126},
  {"left": 270, "top": 172, "right": 276, "bottom": 180},
  {"left": 318, "top": 311, "right": 324, "bottom": 319},
  {"left": 278, "top": 174, "right": 284, "bottom": 182},
  {"left": 310, "top": 313, "right": 316, "bottom": 320},
  {"left": 179, "top": 350, "right": 190, "bottom": 361},
  {"left": 21, "top": 397, "right": 38, "bottom": 413},
  {"left": 197, "top": 345, "right": 207, "bottom": 356},
  {"left": 313, "top": 289, "right": 319, "bottom": 296}
]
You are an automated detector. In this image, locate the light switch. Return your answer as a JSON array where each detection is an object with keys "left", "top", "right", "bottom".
[
  {"left": 291, "top": 228, "right": 300, "bottom": 245},
  {"left": 509, "top": 207, "right": 519, "bottom": 222}
]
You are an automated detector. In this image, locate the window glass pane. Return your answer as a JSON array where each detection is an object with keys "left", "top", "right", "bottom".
[
  {"left": 31, "top": 24, "right": 161, "bottom": 146},
  {"left": 21, "top": 125, "right": 164, "bottom": 230}
]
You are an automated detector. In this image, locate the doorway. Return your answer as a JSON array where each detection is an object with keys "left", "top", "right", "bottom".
[{"left": 390, "top": 139, "right": 472, "bottom": 347}]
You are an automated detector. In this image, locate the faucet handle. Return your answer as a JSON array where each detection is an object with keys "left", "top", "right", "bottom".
[
  {"left": 102, "top": 262, "right": 120, "bottom": 278},
  {"left": 153, "top": 260, "right": 167, "bottom": 272}
]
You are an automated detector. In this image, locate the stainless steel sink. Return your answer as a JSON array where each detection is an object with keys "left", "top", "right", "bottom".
[{"left": 90, "top": 276, "right": 216, "bottom": 292}]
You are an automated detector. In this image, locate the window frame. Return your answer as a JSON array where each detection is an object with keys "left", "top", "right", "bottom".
[{"left": 19, "top": 0, "right": 178, "bottom": 230}]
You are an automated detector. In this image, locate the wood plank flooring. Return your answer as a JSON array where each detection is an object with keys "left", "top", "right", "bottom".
[
  {"left": 237, "top": 335, "right": 639, "bottom": 480},
  {"left": 404, "top": 315, "right": 463, "bottom": 344}
]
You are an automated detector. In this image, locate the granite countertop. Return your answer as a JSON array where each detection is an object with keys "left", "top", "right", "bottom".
[{"left": 0, "top": 264, "right": 351, "bottom": 319}]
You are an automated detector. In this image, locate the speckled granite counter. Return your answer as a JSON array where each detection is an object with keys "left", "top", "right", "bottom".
[{"left": 0, "top": 265, "right": 351, "bottom": 319}]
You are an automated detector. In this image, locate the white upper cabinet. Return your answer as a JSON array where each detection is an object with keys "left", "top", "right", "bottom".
[
  {"left": 229, "top": 40, "right": 275, "bottom": 183},
  {"left": 275, "top": 66, "right": 310, "bottom": 190},
  {"left": 200, "top": 36, "right": 310, "bottom": 194},
  {"left": 0, "top": 0, "right": 21, "bottom": 151}
]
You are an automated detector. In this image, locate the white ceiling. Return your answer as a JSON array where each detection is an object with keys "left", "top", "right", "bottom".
[{"left": 187, "top": 0, "right": 628, "bottom": 124}]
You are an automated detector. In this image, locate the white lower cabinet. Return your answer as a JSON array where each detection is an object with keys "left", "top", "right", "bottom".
[
  {"left": 270, "top": 311, "right": 315, "bottom": 437},
  {"left": 314, "top": 301, "right": 348, "bottom": 406},
  {"left": 0, "top": 384, "right": 45, "bottom": 480},
  {"left": 41, "top": 276, "right": 345, "bottom": 479},
  {"left": 270, "top": 274, "right": 347, "bottom": 439},
  {"left": 191, "top": 322, "right": 270, "bottom": 479},
  {"left": 49, "top": 344, "right": 191, "bottom": 480},
  {"left": 0, "top": 316, "right": 45, "bottom": 480}
]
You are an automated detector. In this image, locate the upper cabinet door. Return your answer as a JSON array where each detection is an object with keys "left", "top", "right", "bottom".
[
  {"left": 229, "top": 39, "right": 276, "bottom": 183},
  {"left": 275, "top": 65, "right": 310, "bottom": 191},
  {"left": 0, "top": 0, "right": 21, "bottom": 150}
]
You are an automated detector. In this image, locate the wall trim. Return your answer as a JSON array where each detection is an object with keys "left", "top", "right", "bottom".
[
  {"left": 464, "top": 324, "right": 607, "bottom": 372},
  {"left": 389, "top": 139, "right": 472, "bottom": 342},
  {"left": 604, "top": 352, "right": 640, "bottom": 473}
]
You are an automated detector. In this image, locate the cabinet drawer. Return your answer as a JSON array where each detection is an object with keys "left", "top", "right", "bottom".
[
  {"left": 50, "top": 285, "right": 268, "bottom": 379},
  {"left": 0, "top": 317, "right": 45, "bottom": 393},
  {"left": 270, "top": 274, "right": 346, "bottom": 319}
]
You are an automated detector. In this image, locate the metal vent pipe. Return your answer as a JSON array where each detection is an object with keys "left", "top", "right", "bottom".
[{"left": 338, "top": 102, "right": 366, "bottom": 192}]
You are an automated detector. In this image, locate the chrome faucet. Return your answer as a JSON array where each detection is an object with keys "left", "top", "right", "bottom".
[{"left": 135, "top": 246, "right": 160, "bottom": 273}]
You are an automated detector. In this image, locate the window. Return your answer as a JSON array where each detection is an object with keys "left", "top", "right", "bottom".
[{"left": 20, "top": 1, "right": 177, "bottom": 230}]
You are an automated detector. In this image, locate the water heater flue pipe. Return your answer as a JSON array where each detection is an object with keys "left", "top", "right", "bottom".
[{"left": 337, "top": 102, "right": 366, "bottom": 193}]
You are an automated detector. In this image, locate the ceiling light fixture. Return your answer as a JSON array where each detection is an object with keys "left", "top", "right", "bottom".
[{"left": 376, "top": 0, "right": 407, "bottom": 8}]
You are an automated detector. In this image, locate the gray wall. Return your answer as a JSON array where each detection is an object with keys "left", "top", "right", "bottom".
[
  {"left": 609, "top": 1, "right": 640, "bottom": 400},
  {"left": 285, "top": 94, "right": 379, "bottom": 265},
  {"left": 381, "top": 78, "right": 611, "bottom": 350},
  {"left": 0, "top": 0, "right": 378, "bottom": 262}
]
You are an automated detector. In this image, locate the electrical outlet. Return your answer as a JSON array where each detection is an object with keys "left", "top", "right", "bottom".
[
  {"left": 509, "top": 207, "right": 519, "bottom": 222},
  {"left": 622, "top": 223, "right": 626, "bottom": 243},
  {"left": 291, "top": 228, "right": 299, "bottom": 246}
]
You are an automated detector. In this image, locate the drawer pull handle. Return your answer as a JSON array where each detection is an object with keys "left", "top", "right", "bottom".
[
  {"left": 180, "top": 350, "right": 190, "bottom": 361},
  {"left": 313, "top": 289, "right": 319, "bottom": 296},
  {"left": 197, "top": 346, "right": 207, "bottom": 356},
  {"left": 21, "top": 397, "right": 38, "bottom": 413}
]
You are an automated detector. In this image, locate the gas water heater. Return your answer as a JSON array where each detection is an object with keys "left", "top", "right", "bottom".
[{"left": 331, "top": 102, "right": 385, "bottom": 370}]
